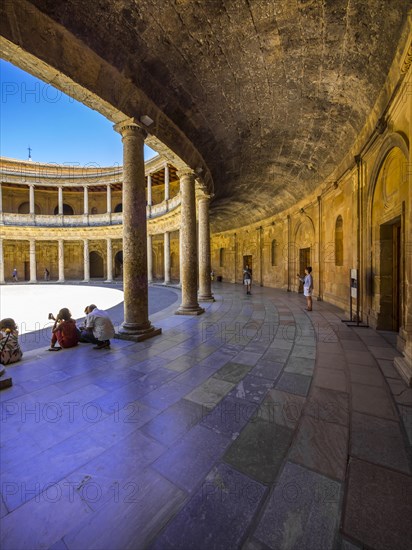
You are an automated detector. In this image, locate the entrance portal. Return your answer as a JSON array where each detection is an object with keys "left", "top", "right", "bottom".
[
  {"left": 89, "top": 251, "right": 104, "bottom": 278},
  {"left": 298, "top": 248, "right": 311, "bottom": 293},
  {"left": 379, "top": 219, "right": 402, "bottom": 331}
]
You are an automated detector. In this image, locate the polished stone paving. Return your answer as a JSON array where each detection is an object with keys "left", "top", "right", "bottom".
[{"left": 1, "top": 283, "right": 411, "bottom": 549}]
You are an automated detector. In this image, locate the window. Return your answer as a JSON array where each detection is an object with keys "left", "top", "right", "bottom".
[
  {"left": 271, "top": 239, "right": 277, "bottom": 266},
  {"left": 219, "top": 247, "right": 225, "bottom": 267},
  {"left": 335, "top": 216, "right": 343, "bottom": 266}
]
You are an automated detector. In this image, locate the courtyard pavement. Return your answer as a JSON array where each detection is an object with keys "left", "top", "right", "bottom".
[{"left": 0, "top": 282, "right": 411, "bottom": 549}]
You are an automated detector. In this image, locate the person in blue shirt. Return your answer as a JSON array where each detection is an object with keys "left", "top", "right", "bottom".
[{"left": 297, "top": 266, "right": 313, "bottom": 311}]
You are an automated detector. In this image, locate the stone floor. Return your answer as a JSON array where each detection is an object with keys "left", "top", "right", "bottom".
[{"left": 1, "top": 283, "right": 411, "bottom": 550}]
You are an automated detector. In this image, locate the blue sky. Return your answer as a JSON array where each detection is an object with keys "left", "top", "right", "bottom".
[{"left": 0, "top": 59, "right": 157, "bottom": 166}]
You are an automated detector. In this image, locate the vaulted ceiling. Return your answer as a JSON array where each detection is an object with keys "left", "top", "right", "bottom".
[{"left": 1, "top": 1, "right": 411, "bottom": 231}]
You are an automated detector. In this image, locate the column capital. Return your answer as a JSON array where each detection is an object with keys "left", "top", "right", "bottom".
[
  {"left": 177, "top": 168, "right": 196, "bottom": 181},
  {"left": 113, "top": 118, "right": 147, "bottom": 139}
]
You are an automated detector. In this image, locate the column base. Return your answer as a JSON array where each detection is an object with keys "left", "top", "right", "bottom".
[
  {"left": 394, "top": 354, "right": 412, "bottom": 387},
  {"left": 29, "top": 280, "right": 38, "bottom": 284},
  {"left": 198, "top": 294, "right": 215, "bottom": 302},
  {"left": 105, "top": 279, "right": 114, "bottom": 283},
  {"left": 58, "top": 279, "right": 65, "bottom": 283},
  {"left": 115, "top": 323, "right": 162, "bottom": 342},
  {"left": 175, "top": 305, "right": 205, "bottom": 315}
]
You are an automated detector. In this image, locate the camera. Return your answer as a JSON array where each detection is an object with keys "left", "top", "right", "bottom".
[{"left": 48, "top": 313, "right": 55, "bottom": 320}]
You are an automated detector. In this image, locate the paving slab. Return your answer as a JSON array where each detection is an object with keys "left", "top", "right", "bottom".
[
  {"left": 343, "top": 458, "right": 412, "bottom": 550},
  {"left": 224, "top": 417, "right": 293, "bottom": 484},
  {"left": 275, "top": 372, "right": 312, "bottom": 397},
  {"left": 150, "top": 462, "right": 266, "bottom": 550},
  {"left": 350, "top": 412, "right": 410, "bottom": 474},
  {"left": 254, "top": 461, "right": 342, "bottom": 550}
]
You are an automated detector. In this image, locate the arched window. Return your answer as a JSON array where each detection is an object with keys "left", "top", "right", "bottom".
[
  {"left": 114, "top": 203, "right": 123, "bottom": 213},
  {"left": 271, "top": 239, "right": 277, "bottom": 266},
  {"left": 219, "top": 248, "right": 225, "bottom": 267},
  {"left": 54, "top": 203, "right": 74, "bottom": 215},
  {"left": 335, "top": 216, "right": 343, "bottom": 266},
  {"left": 91, "top": 206, "right": 98, "bottom": 215},
  {"left": 18, "top": 201, "right": 41, "bottom": 214}
]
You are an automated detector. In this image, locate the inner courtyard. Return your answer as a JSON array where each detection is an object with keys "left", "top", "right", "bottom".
[{"left": 1, "top": 1, "right": 412, "bottom": 549}]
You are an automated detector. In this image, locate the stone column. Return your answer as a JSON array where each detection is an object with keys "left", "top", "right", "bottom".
[
  {"left": 147, "top": 234, "right": 153, "bottom": 283},
  {"left": 176, "top": 169, "right": 204, "bottom": 315},
  {"left": 58, "top": 187, "right": 63, "bottom": 215},
  {"left": 114, "top": 118, "right": 161, "bottom": 340},
  {"left": 164, "top": 231, "right": 171, "bottom": 284},
  {"left": 83, "top": 239, "right": 90, "bottom": 282},
  {"left": 29, "top": 184, "right": 35, "bottom": 215},
  {"left": 198, "top": 194, "right": 214, "bottom": 301},
  {"left": 147, "top": 174, "right": 152, "bottom": 206},
  {"left": 29, "top": 239, "right": 37, "bottom": 283},
  {"left": 106, "top": 185, "right": 112, "bottom": 213},
  {"left": 0, "top": 238, "right": 5, "bottom": 284},
  {"left": 83, "top": 186, "right": 89, "bottom": 215},
  {"left": 164, "top": 164, "right": 170, "bottom": 201},
  {"left": 106, "top": 237, "right": 113, "bottom": 282},
  {"left": 0, "top": 183, "right": 3, "bottom": 224},
  {"left": 178, "top": 229, "right": 182, "bottom": 287},
  {"left": 58, "top": 239, "right": 65, "bottom": 282}
]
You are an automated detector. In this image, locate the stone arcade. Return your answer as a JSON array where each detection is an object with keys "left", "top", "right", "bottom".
[{"left": 0, "top": 2, "right": 411, "bottom": 549}]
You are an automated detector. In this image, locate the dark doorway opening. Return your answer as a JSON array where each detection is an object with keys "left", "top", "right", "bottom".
[
  {"left": 115, "top": 250, "right": 123, "bottom": 278},
  {"left": 90, "top": 251, "right": 104, "bottom": 278},
  {"left": 379, "top": 219, "right": 402, "bottom": 331},
  {"left": 298, "top": 248, "right": 311, "bottom": 293}
]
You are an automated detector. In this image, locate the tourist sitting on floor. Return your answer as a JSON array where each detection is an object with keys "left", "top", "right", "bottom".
[
  {"left": 48, "top": 308, "right": 79, "bottom": 351},
  {"left": 78, "top": 304, "right": 99, "bottom": 344},
  {"left": 85, "top": 304, "right": 115, "bottom": 350},
  {"left": 0, "top": 318, "right": 23, "bottom": 365}
]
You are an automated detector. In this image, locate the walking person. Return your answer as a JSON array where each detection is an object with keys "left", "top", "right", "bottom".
[
  {"left": 243, "top": 264, "right": 252, "bottom": 295},
  {"left": 44, "top": 268, "right": 50, "bottom": 281},
  {"left": 12, "top": 268, "right": 18, "bottom": 282},
  {"left": 297, "top": 266, "right": 313, "bottom": 311}
]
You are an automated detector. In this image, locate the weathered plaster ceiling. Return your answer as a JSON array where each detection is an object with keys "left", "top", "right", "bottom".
[{"left": 2, "top": 0, "right": 411, "bottom": 231}]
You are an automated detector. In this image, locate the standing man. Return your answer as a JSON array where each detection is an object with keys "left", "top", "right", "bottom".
[{"left": 243, "top": 264, "right": 252, "bottom": 295}]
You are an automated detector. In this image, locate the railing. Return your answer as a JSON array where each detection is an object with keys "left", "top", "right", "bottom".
[{"left": 0, "top": 195, "right": 181, "bottom": 227}]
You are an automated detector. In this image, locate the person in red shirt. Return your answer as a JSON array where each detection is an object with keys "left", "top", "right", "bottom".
[{"left": 48, "top": 308, "right": 79, "bottom": 351}]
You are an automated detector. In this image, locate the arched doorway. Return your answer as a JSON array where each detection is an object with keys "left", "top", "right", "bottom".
[
  {"left": 294, "top": 217, "right": 315, "bottom": 293},
  {"left": 54, "top": 203, "right": 74, "bottom": 215},
  {"left": 18, "top": 201, "right": 41, "bottom": 214},
  {"left": 371, "top": 147, "right": 406, "bottom": 332},
  {"left": 114, "top": 203, "right": 123, "bottom": 213},
  {"left": 115, "top": 250, "right": 123, "bottom": 278},
  {"left": 90, "top": 251, "right": 104, "bottom": 278}
]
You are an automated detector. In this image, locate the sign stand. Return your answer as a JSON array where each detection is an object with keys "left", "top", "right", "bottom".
[{"left": 341, "top": 268, "right": 368, "bottom": 327}]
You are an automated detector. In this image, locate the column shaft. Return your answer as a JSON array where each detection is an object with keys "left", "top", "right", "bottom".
[
  {"left": 83, "top": 239, "right": 90, "bottom": 282},
  {"left": 58, "top": 239, "right": 65, "bottom": 282},
  {"left": 107, "top": 185, "right": 112, "bottom": 213},
  {"left": 164, "top": 164, "right": 170, "bottom": 201},
  {"left": 198, "top": 195, "right": 214, "bottom": 301},
  {"left": 106, "top": 238, "right": 113, "bottom": 282},
  {"left": 147, "top": 234, "right": 153, "bottom": 283},
  {"left": 176, "top": 170, "right": 204, "bottom": 315},
  {"left": 0, "top": 183, "right": 3, "bottom": 213},
  {"left": 164, "top": 231, "right": 171, "bottom": 284},
  {"left": 29, "top": 239, "right": 37, "bottom": 282},
  {"left": 29, "top": 185, "right": 35, "bottom": 215},
  {"left": 114, "top": 118, "right": 160, "bottom": 339},
  {"left": 58, "top": 187, "right": 63, "bottom": 215},
  {"left": 147, "top": 174, "right": 152, "bottom": 206},
  {"left": 0, "top": 238, "right": 5, "bottom": 284},
  {"left": 84, "top": 186, "right": 89, "bottom": 215}
]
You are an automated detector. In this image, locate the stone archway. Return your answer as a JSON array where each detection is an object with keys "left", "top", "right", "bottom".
[
  {"left": 370, "top": 147, "right": 407, "bottom": 332},
  {"left": 54, "top": 203, "right": 74, "bottom": 215},
  {"left": 114, "top": 250, "right": 123, "bottom": 278},
  {"left": 293, "top": 216, "right": 315, "bottom": 293},
  {"left": 18, "top": 202, "right": 41, "bottom": 214},
  {"left": 89, "top": 250, "right": 104, "bottom": 278}
]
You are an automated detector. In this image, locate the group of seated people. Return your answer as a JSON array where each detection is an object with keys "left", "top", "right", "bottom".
[
  {"left": 0, "top": 304, "right": 115, "bottom": 366},
  {"left": 49, "top": 304, "right": 115, "bottom": 351}
]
